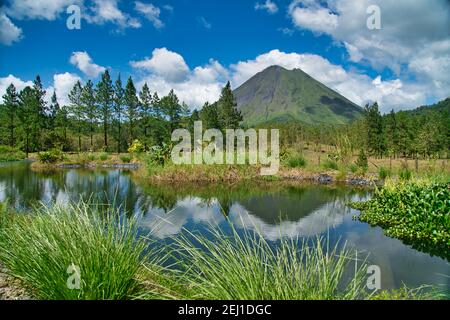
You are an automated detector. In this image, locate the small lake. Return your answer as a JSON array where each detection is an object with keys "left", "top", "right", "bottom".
[{"left": 0, "top": 161, "right": 448, "bottom": 292}]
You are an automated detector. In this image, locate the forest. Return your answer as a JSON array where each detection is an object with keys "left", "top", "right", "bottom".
[{"left": 0, "top": 71, "right": 449, "bottom": 161}]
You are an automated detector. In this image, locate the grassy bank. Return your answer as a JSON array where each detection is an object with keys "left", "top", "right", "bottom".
[
  {"left": 0, "top": 146, "right": 26, "bottom": 162},
  {"left": 350, "top": 179, "right": 450, "bottom": 260},
  {"left": 0, "top": 200, "right": 444, "bottom": 300},
  {"left": 0, "top": 201, "right": 152, "bottom": 300},
  {"left": 30, "top": 151, "right": 139, "bottom": 171}
]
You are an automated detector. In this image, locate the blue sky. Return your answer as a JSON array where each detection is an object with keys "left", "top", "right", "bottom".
[{"left": 1, "top": 0, "right": 449, "bottom": 112}]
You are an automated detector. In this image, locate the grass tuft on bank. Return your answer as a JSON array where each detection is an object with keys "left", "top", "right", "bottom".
[
  {"left": 172, "top": 226, "right": 369, "bottom": 300},
  {"left": 0, "top": 201, "right": 150, "bottom": 300}
]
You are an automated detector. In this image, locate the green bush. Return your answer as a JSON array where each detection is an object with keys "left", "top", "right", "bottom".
[
  {"left": 355, "top": 150, "right": 368, "bottom": 174},
  {"left": 128, "top": 140, "right": 145, "bottom": 154},
  {"left": 37, "top": 149, "right": 65, "bottom": 164},
  {"left": 120, "top": 154, "right": 132, "bottom": 163},
  {"left": 148, "top": 143, "right": 172, "bottom": 166},
  {"left": 287, "top": 154, "right": 307, "bottom": 168},
  {"left": 0, "top": 145, "right": 26, "bottom": 162}
]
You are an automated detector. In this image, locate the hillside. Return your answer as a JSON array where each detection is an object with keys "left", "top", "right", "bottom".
[{"left": 233, "top": 65, "right": 363, "bottom": 126}]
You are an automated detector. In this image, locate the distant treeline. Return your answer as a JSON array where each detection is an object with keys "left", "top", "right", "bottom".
[
  {"left": 0, "top": 71, "right": 449, "bottom": 160},
  {"left": 0, "top": 72, "right": 242, "bottom": 154},
  {"left": 277, "top": 98, "right": 450, "bottom": 159}
]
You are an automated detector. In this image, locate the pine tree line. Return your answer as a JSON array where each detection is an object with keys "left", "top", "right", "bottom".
[{"left": 0, "top": 72, "right": 243, "bottom": 154}]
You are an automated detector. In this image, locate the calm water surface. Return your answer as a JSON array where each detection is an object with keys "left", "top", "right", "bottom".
[{"left": 0, "top": 161, "right": 448, "bottom": 292}]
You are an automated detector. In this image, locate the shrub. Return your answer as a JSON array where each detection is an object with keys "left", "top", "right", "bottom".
[
  {"left": 128, "top": 140, "right": 145, "bottom": 154},
  {"left": 37, "top": 149, "right": 65, "bottom": 164},
  {"left": 287, "top": 154, "right": 307, "bottom": 168},
  {"left": 0, "top": 146, "right": 26, "bottom": 162},
  {"left": 120, "top": 154, "right": 132, "bottom": 163},
  {"left": 355, "top": 150, "right": 368, "bottom": 174},
  {"left": 148, "top": 143, "right": 172, "bottom": 166}
]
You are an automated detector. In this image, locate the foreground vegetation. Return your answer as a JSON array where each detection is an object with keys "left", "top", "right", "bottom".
[
  {"left": 0, "top": 146, "right": 26, "bottom": 162},
  {"left": 0, "top": 200, "right": 443, "bottom": 300},
  {"left": 350, "top": 179, "right": 450, "bottom": 260}
]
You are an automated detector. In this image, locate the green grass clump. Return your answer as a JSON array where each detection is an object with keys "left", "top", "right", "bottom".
[
  {"left": 99, "top": 152, "right": 109, "bottom": 161},
  {"left": 322, "top": 159, "right": 339, "bottom": 171},
  {"left": 370, "top": 285, "right": 445, "bottom": 300},
  {"left": 120, "top": 154, "right": 132, "bottom": 163},
  {"left": 0, "top": 201, "right": 150, "bottom": 300},
  {"left": 350, "top": 181, "right": 450, "bottom": 260},
  {"left": 287, "top": 154, "right": 307, "bottom": 168},
  {"left": 399, "top": 167, "right": 413, "bottom": 181},
  {"left": 0, "top": 146, "right": 26, "bottom": 162},
  {"left": 378, "top": 167, "right": 391, "bottom": 180},
  {"left": 172, "top": 227, "right": 368, "bottom": 300}
]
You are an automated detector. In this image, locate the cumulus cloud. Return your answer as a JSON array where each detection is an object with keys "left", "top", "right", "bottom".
[
  {"left": 70, "top": 51, "right": 106, "bottom": 78},
  {"left": 134, "top": 1, "right": 164, "bottom": 29},
  {"left": 86, "top": 0, "right": 141, "bottom": 29},
  {"left": 0, "top": 13, "right": 22, "bottom": 45},
  {"left": 289, "top": 2, "right": 338, "bottom": 34},
  {"left": 51, "top": 72, "right": 83, "bottom": 106},
  {"left": 0, "top": 75, "right": 33, "bottom": 101},
  {"left": 255, "top": 0, "right": 279, "bottom": 14},
  {"left": 230, "top": 49, "right": 428, "bottom": 112},
  {"left": 287, "top": 0, "right": 450, "bottom": 102},
  {"left": 4, "top": 0, "right": 83, "bottom": 21},
  {"left": 131, "top": 47, "right": 190, "bottom": 83},
  {"left": 0, "top": 72, "right": 81, "bottom": 107},
  {"left": 135, "top": 60, "right": 228, "bottom": 109}
]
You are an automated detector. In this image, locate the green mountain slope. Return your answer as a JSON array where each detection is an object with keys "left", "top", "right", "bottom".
[{"left": 233, "top": 65, "right": 363, "bottom": 126}]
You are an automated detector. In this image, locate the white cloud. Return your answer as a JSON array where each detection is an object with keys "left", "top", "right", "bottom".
[
  {"left": 86, "top": 0, "right": 141, "bottom": 29},
  {"left": 287, "top": 0, "right": 450, "bottom": 102},
  {"left": 4, "top": 0, "right": 82, "bottom": 21},
  {"left": 131, "top": 47, "right": 190, "bottom": 83},
  {"left": 198, "top": 16, "right": 212, "bottom": 29},
  {"left": 255, "top": 0, "right": 279, "bottom": 14},
  {"left": 0, "top": 72, "right": 82, "bottom": 107},
  {"left": 134, "top": 1, "right": 164, "bottom": 29},
  {"left": 134, "top": 58, "right": 228, "bottom": 108},
  {"left": 289, "top": 3, "right": 338, "bottom": 34},
  {"left": 0, "top": 13, "right": 22, "bottom": 45},
  {"left": 0, "top": 75, "right": 33, "bottom": 101},
  {"left": 70, "top": 51, "right": 106, "bottom": 78},
  {"left": 230, "top": 49, "right": 428, "bottom": 112},
  {"left": 47, "top": 72, "right": 83, "bottom": 106}
]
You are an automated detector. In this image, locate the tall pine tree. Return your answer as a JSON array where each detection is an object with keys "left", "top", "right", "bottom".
[{"left": 96, "top": 70, "right": 113, "bottom": 150}]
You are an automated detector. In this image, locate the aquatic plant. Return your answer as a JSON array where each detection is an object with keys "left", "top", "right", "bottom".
[{"left": 350, "top": 180, "right": 450, "bottom": 260}]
